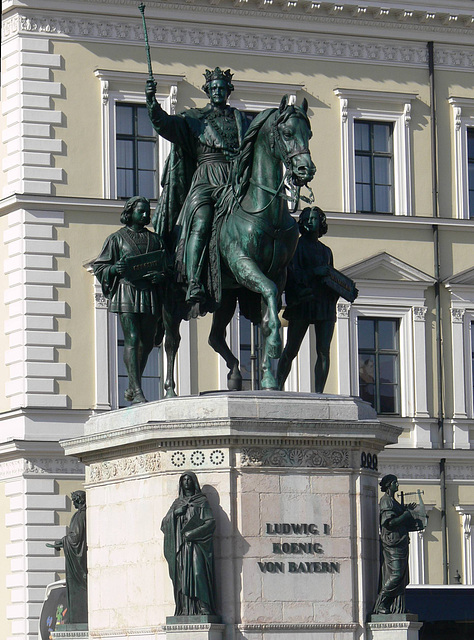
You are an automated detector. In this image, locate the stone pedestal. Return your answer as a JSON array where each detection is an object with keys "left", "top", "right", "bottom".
[
  {"left": 62, "top": 391, "right": 401, "bottom": 640},
  {"left": 367, "top": 614, "right": 422, "bottom": 640},
  {"left": 164, "top": 617, "right": 225, "bottom": 640},
  {"left": 51, "top": 623, "right": 89, "bottom": 640}
]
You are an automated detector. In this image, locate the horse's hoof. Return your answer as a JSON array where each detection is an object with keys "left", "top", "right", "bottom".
[
  {"left": 165, "top": 388, "right": 177, "bottom": 399},
  {"left": 227, "top": 368, "right": 243, "bottom": 391},
  {"left": 261, "top": 374, "right": 278, "bottom": 390},
  {"left": 131, "top": 389, "right": 147, "bottom": 404},
  {"left": 124, "top": 388, "right": 134, "bottom": 402}
]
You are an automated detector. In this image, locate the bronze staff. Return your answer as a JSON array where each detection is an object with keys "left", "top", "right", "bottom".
[{"left": 138, "top": 3, "right": 155, "bottom": 82}]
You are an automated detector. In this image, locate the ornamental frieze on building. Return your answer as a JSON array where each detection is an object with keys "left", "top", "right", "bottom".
[{"left": 240, "top": 447, "right": 350, "bottom": 468}]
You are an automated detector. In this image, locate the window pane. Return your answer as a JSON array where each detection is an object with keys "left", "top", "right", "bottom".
[
  {"left": 379, "top": 384, "right": 397, "bottom": 413},
  {"left": 117, "top": 168, "right": 134, "bottom": 199},
  {"left": 374, "top": 185, "right": 392, "bottom": 213},
  {"left": 116, "top": 105, "right": 134, "bottom": 135},
  {"left": 137, "top": 106, "right": 154, "bottom": 137},
  {"left": 355, "top": 121, "right": 370, "bottom": 151},
  {"left": 378, "top": 319, "right": 397, "bottom": 350},
  {"left": 469, "top": 190, "right": 474, "bottom": 218},
  {"left": 143, "top": 351, "right": 160, "bottom": 377},
  {"left": 373, "top": 123, "right": 392, "bottom": 153},
  {"left": 358, "top": 317, "right": 400, "bottom": 415},
  {"left": 468, "top": 130, "right": 474, "bottom": 159},
  {"left": 116, "top": 140, "right": 134, "bottom": 169},
  {"left": 358, "top": 319, "right": 375, "bottom": 349},
  {"left": 138, "top": 141, "right": 156, "bottom": 170},
  {"left": 357, "top": 184, "right": 372, "bottom": 212},
  {"left": 379, "top": 355, "right": 398, "bottom": 383},
  {"left": 356, "top": 155, "right": 371, "bottom": 183},
  {"left": 138, "top": 171, "right": 156, "bottom": 200},
  {"left": 141, "top": 377, "right": 159, "bottom": 401},
  {"left": 374, "top": 157, "right": 392, "bottom": 186}
]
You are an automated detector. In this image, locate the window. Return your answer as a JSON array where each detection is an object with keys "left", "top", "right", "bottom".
[
  {"left": 116, "top": 321, "right": 163, "bottom": 407},
  {"left": 358, "top": 317, "right": 400, "bottom": 414},
  {"left": 95, "top": 69, "right": 183, "bottom": 199},
  {"left": 334, "top": 88, "right": 417, "bottom": 215},
  {"left": 469, "top": 129, "right": 474, "bottom": 217},
  {"left": 449, "top": 97, "right": 474, "bottom": 219},
  {"left": 355, "top": 120, "right": 394, "bottom": 214},
  {"left": 116, "top": 103, "right": 157, "bottom": 200}
]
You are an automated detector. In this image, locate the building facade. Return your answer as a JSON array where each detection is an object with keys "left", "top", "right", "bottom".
[{"left": 1, "top": 0, "right": 474, "bottom": 638}]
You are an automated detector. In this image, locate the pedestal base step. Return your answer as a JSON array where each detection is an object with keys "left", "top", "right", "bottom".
[{"left": 367, "top": 614, "right": 422, "bottom": 640}]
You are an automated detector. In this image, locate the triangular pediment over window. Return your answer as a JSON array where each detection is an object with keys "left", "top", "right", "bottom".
[
  {"left": 342, "top": 252, "right": 435, "bottom": 285},
  {"left": 444, "top": 265, "right": 474, "bottom": 286}
]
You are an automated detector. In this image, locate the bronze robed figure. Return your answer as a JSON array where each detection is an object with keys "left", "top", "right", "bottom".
[
  {"left": 161, "top": 472, "right": 217, "bottom": 617},
  {"left": 47, "top": 491, "right": 87, "bottom": 624},
  {"left": 93, "top": 196, "right": 167, "bottom": 404},
  {"left": 373, "top": 475, "right": 425, "bottom": 615}
]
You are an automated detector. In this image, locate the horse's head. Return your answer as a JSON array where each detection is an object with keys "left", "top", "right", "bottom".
[{"left": 271, "top": 95, "right": 316, "bottom": 187}]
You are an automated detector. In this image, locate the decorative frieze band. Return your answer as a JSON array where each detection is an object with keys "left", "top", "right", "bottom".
[
  {"left": 0, "top": 457, "right": 84, "bottom": 480},
  {"left": 240, "top": 447, "right": 350, "bottom": 468},
  {"left": 2, "top": 12, "right": 474, "bottom": 71},
  {"left": 88, "top": 452, "right": 161, "bottom": 483}
]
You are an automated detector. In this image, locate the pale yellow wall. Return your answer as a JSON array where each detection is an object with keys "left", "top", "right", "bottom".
[
  {"left": 196, "top": 314, "right": 220, "bottom": 393},
  {"left": 0, "top": 482, "right": 12, "bottom": 639},
  {"left": 0, "top": 213, "right": 12, "bottom": 412},
  {"left": 55, "top": 209, "right": 121, "bottom": 408}
]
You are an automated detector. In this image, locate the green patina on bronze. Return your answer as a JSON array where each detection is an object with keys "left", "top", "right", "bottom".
[
  {"left": 277, "top": 206, "right": 358, "bottom": 393},
  {"left": 46, "top": 491, "right": 87, "bottom": 624},
  {"left": 93, "top": 196, "right": 168, "bottom": 404},
  {"left": 147, "top": 67, "right": 315, "bottom": 392},
  {"left": 373, "top": 475, "right": 426, "bottom": 615},
  {"left": 161, "top": 472, "right": 218, "bottom": 617}
]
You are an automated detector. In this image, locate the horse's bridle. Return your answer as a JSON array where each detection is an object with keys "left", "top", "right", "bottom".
[{"left": 231, "top": 108, "right": 314, "bottom": 215}]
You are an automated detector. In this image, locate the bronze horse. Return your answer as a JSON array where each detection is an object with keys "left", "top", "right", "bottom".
[{"left": 160, "top": 96, "right": 315, "bottom": 395}]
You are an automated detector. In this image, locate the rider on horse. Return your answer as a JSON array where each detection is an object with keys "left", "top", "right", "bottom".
[{"left": 146, "top": 68, "right": 249, "bottom": 314}]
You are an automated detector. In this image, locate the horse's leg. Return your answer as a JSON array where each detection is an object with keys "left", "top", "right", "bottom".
[
  {"left": 233, "top": 258, "right": 282, "bottom": 359},
  {"left": 277, "top": 316, "right": 309, "bottom": 390},
  {"left": 162, "top": 303, "right": 180, "bottom": 398},
  {"left": 208, "top": 291, "right": 242, "bottom": 391}
]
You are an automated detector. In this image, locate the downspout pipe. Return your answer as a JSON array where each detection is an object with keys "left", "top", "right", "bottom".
[{"left": 428, "top": 40, "right": 448, "bottom": 584}]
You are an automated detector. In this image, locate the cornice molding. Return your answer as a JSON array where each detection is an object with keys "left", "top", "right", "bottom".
[{"left": 2, "top": 11, "right": 474, "bottom": 70}]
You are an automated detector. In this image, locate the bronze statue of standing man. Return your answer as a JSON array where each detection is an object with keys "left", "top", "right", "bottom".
[
  {"left": 146, "top": 68, "right": 248, "bottom": 312},
  {"left": 93, "top": 196, "right": 166, "bottom": 404}
]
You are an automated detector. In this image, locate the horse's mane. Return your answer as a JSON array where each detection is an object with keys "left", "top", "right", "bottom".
[
  {"left": 231, "top": 108, "right": 277, "bottom": 201},
  {"left": 215, "top": 102, "right": 311, "bottom": 219}
]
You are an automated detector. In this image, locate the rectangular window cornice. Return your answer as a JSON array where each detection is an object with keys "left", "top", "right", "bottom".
[{"left": 334, "top": 88, "right": 418, "bottom": 105}]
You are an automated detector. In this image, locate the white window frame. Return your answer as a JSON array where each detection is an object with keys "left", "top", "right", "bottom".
[
  {"left": 334, "top": 89, "right": 417, "bottom": 215},
  {"left": 94, "top": 69, "right": 183, "bottom": 199},
  {"left": 455, "top": 505, "right": 474, "bottom": 585},
  {"left": 337, "top": 254, "right": 434, "bottom": 446},
  {"left": 448, "top": 97, "right": 474, "bottom": 219},
  {"left": 444, "top": 274, "right": 474, "bottom": 448}
]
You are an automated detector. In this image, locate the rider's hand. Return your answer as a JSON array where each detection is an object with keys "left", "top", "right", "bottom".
[{"left": 146, "top": 79, "right": 157, "bottom": 100}]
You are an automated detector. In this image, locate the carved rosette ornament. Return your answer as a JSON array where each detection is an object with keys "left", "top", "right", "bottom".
[
  {"left": 451, "top": 308, "right": 465, "bottom": 323},
  {"left": 240, "top": 447, "right": 349, "bottom": 468}
]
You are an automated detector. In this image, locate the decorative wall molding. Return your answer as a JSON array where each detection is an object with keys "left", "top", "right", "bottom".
[
  {"left": 413, "top": 306, "right": 427, "bottom": 322},
  {"left": 2, "top": 12, "right": 474, "bottom": 71},
  {"left": 88, "top": 452, "right": 161, "bottom": 483},
  {"left": 240, "top": 447, "right": 350, "bottom": 468},
  {"left": 1, "top": 35, "right": 64, "bottom": 198},
  {"left": 3, "top": 209, "right": 69, "bottom": 410},
  {"left": 0, "top": 457, "right": 84, "bottom": 480}
]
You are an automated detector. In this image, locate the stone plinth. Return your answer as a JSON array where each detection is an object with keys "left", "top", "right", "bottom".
[
  {"left": 51, "top": 624, "right": 89, "bottom": 640},
  {"left": 62, "top": 391, "right": 401, "bottom": 640},
  {"left": 367, "top": 614, "right": 422, "bottom": 640},
  {"left": 164, "top": 620, "right": 225, "bottom": 640}
]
